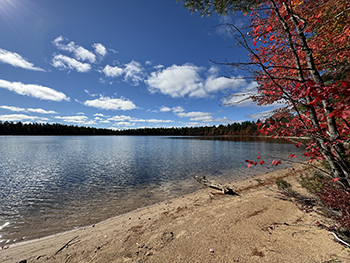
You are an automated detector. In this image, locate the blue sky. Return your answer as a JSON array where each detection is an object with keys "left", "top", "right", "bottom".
[{"left": 0, "top": 0, "right": 275, "bottom": 130}]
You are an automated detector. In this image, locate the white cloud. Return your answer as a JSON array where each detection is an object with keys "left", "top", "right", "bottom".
[
  {"left": 0, "top": 114, "right": 48, "bottom": 122},
  {"left": 98, "top": 120, "right": 110, "bottom": 123},
  {"left": 108, "top": 48, "right": 118, "bottom": 54},
  {"left": 83, "top": 96, "right": 137, "bottom": 111},
  {"left": 52, "top": 54, "right": 91, "bottom": 73},
  {"left": 172, "top": 106, "right": 185, "bottom": 113},
  {"left": 53, "top": 36, "right": 96, "bottom": 63},
  {"left": 93, "top": 43, "right": 107, "bottom": 58},
  {"left": 247, "top": 110, "right": 275, "bottom": 120},
  {"left": 102, "top": 64, "right": 123, "bottom": 78},
  {"left": 74, "top": 46, "right": 96, "bottom": 63},
  {"left": 159, "top": 105, "right": 185, "bottom": 113},
  {"left": 27, "top": 108, "right": 57, "bottom": 114},
  {"left": 0, "top": 105, "right": 26, "bottom": 112},
  {"left": 55, "top": 115, "right": 96, "bottom": 125},
  {"left": 215, "top": 16, "right": 233, "bottom": 36},
  {"left": 153, "top": 64, "right": 164, "bottom": 70},
  {"left": 0, "top": 48, "right": 45, "bottom": 71},
  {"left": 123, "top": 60, "right": 145, "bottom": 86},
  {"left": 0, "top": 105, "right": 57, "bottom": 114},
  {"left": 107, "top": 115, "right": 174, "bottom": 124},
  {"left": 145, "top": 61, "right": 152, "bottom": 66},
  {"left": 221, "top": 82, "right": 258, "bottom": 107},
  {"left": 136, "top": 118, "right": 174, "bottom": 123},
  {"left": 84, "top": 89, "right": 98, "bottom": 97},
  {"left": 204, "top": 68, "right": 246, "bottom": 93},
  {"left": 0, "top": 79, "right": 70, "bottom": 101},
  {"left": 160, "top": 106, "right": 171, "bottom": 112},
  {"left": 100, "top": 61, "right": 145, "bottom": 85},
  {"left": 107, "top": 115, "right": 132, "bottom": 122},
  {"left": 146, "top": 64, "right": 203, "bottom": 98},
  {"left": 176, "top": 110, "right": 234, "bottom": 123},
  {"left": 93, "top": 113, "right": 108, "bottom": 117},
  {"left": 177, "top": 111, "right": 213, "bottom": 122},
  {"left": 146, "top": 64, "right": 248, "bottom": 98},
  {"left": 114, "top": 122, "right": 135, "bottom": 127}
]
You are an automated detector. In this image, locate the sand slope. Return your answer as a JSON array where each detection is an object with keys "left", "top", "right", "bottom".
[{"left": 2, "top": 164, "right": 349, "bottom": 263}]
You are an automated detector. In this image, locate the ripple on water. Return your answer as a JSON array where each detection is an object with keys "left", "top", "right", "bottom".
[{"left": 0, "top": 136, "right": 307, "bottom": 243}]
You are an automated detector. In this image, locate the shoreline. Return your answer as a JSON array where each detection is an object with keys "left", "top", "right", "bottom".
[{"left": 2, "top": 163, "right": 349, "bottom": 262}]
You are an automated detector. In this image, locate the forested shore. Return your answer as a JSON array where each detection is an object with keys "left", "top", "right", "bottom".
[{"left": 0, "top": 120, "right": 260, "bottom": 136}]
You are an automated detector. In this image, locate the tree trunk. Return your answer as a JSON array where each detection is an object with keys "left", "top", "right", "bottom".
[{"left": 273, "top": 0, "right": 350, "bottom": 185}]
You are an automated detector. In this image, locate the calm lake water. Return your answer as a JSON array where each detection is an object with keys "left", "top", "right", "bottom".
[{"left": 0, "top": 136, "right": 306, "bottom": 244}]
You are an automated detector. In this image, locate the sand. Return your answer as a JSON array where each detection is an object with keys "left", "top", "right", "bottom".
[{"left": 1, "top": 163, "right": 349, "bottom": 263}]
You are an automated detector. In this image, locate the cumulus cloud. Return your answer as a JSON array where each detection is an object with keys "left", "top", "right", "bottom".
[
  {"left": 102, "top": 64, "right": 123, "bottom": 78},
  {"left": 0, "top": 48, "right": 45, "bottom": 71},
  {"left": 160, "top": 106, "right": 171, "bottom": 112},
  {"left": 146, "top": 64, "right": 203, "bottom": 98},
  {"left": 0, "top": 114, "right": 48, "bottom": 122},
  {"left": 27, "top": 108, "right": 57, "bottom": 114},
  {"left": 52, "top": 54, "right": 91, "bottom": 73},
  {"left": 93, "top": 43, "right": 107, "bottom": 58},
  {"left": 123, "top": 60, "right": 145, "bottom": 86},
  {"left": 83, "top": 96, "right": 137, "bottom": 111},
  {"left": 177, "top": 110, "right": 234, "bottom": 123},
  {"left": 204, "top": 67, "right": 246, "bottom": 93},
  {"left": 93, "top": 113, "right": 108, "bottom": 117},
  {"left": 145, "top": 64, "right": 248, "bottom": 98},
  {"left": 0, "top": 105, "right": 26, "bottom": 112},
  {"left": 177, "top": 111, "right": 213, "bottom": 122},
  {"left": 107, "top": 115, "right": 174, "bottom": 124},
  {"left": 55, "top": 115, "right": 93, "bottom": 124},
  {"left": 159, "top": 105, "right": 185, "bottom": 114},
  {"left": 0, "top": 79, "right": 70, "bottom": 101},
  {"left": 53, "top": 36, "right": 96, "bottom": 63},
  {"left": 172, "top": 106, "right": 185, "bottom": 113},
  {"left": 101, "top": 61, "right": 145, "bottom": 85},
  {"left": 221, "top": 82, "right": 258, "bottom": 107},
  {"left": 0, "top": 105, "right": 57, "bottom": 114}
]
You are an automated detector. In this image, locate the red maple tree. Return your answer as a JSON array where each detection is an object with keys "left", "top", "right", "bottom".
[
  {"left": 248, "top": 0, "right": 350, "bottom": 186},
  {"left": 179, "top": 0, "right": 350, "bottom": 186}
]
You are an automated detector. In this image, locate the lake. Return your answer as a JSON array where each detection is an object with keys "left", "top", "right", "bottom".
[{"left": 0, "top": 136, "right": 307, "bottom": 244}]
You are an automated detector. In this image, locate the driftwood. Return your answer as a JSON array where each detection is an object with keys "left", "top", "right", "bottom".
[
  {"left": 54, "top": 235, "right": 79, "bottom": 256},
  {"left": 194, "top": 176, "right": 239, "bottom": 195}
]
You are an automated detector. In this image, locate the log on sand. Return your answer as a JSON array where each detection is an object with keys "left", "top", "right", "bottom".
[{"left": 194, "top": 176, "right": 239, "bottom": 195}]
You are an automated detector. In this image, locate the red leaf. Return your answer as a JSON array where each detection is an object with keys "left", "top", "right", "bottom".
[{"left": 260, "top": 161, "right": 265, "bottom": 165}]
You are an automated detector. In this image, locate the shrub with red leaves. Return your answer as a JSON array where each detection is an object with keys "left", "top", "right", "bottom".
[{"left": 317, "top": 180, "right": 350, "bottom": 228}]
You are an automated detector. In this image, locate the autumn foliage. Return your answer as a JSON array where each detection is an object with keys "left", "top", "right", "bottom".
[
  {"left": 245, "top": 0, "right": 350, "bottom": 185},
  {"left": 179, "top": 0, "right": 350, "bottom": 185}
]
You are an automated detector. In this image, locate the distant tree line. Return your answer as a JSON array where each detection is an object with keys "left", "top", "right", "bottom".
[{"left": 0, "top": 120, "right": 261, "bottom": 136}]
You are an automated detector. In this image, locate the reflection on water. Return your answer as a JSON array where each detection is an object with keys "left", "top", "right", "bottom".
[{"left": 0, "top": 136, "right": 306, "bottom": 243}]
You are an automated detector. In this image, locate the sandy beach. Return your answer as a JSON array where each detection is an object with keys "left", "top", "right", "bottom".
[{"left": 1, "top": 163, "right": 349, "bottom": 263}]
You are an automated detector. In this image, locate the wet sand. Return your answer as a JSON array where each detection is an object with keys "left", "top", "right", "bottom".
[{"left": 1, "top": 163, "right": 349, "bottom": 262}]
